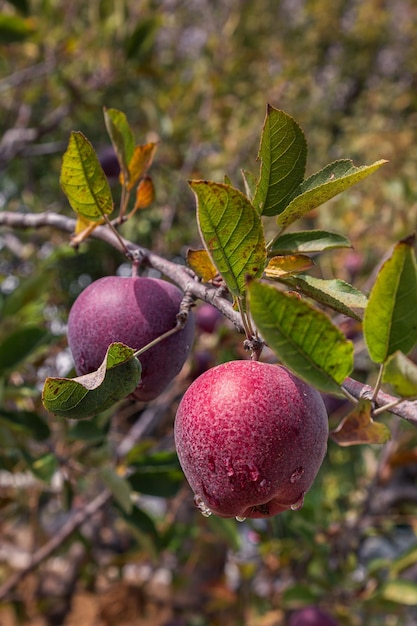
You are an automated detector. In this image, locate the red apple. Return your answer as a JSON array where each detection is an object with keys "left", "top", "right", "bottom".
[
  {"left": 67, "top": 276, "right": 195, "bottom": 402},
  {"left": 288, "top": 606, "right": 339, "bottom": 626},
  {"left": 174, "top": 360, "right": 328, "bottom": 519},
  {"left": 195, "top": 302, "right": 222, "bottom": 334}
]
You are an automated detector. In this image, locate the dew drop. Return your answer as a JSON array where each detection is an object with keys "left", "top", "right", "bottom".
[
  {"left": 290, "top": 492, "right": 305, "bottom": 511},
  {"left": 290, "top": 466, "right": 305, "bottom": 484},
  {"left": 194, "top": 494, "right": 212, "bottom": 517},
  {"left": 235, "top": 515, "right": 246, "bottom": 522},
  {"left": 248, "top": 464, "right": 260, "bottom": 482}
]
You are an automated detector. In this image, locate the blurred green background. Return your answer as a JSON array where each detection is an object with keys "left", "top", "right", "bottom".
[{"left": 1, "top": 1, "right": 417, "bottom": 625}]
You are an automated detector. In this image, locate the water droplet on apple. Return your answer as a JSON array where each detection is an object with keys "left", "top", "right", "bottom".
[
  {"left": 235, "top": 515, "right": 246, "bottom": 522},
  {"left": 290, "top": 466, "right": 304, "bottom": 484},
  {"left": 247, "top": 463, "right": 260, "bottom": 482},
  {"left": 194, "top": 494, "right": 212, "bottom": 517},
  {"left": 290, "top": 492, "right": 305, "bottom": 511}
]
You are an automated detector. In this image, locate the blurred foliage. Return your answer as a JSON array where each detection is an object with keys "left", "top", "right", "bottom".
[{"left": 1, "top": 0, "right": 417, "bottom": 625}]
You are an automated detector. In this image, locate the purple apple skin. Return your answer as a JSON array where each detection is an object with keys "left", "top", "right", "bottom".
[
  {"left": 288, "top": 606, "right": 339, "bottom": 626},
  {"left": 195, "top": 303, "right": 222, "bottom": 334},
  {"left": 174, "top": 360, "right": 328, "bottom": 519},
  {"left": 67, "top": 276, "right": 195, "bottom": 402}
]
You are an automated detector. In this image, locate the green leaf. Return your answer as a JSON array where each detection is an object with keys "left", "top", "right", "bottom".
[
  {"left": 277, "top": 159, "right": 388, "bottom": 230},
  {"left": 382, "top": 351, "right": 417, "bottom": 398},
  {"left": 128, "top": 451, "right": 184, "bottom": 498},
  {"left": 253, "top": 105, "right": 307, "bottom": 217},
  {"left": 380, "top": 580, "right": 417, "bottom": 606},
  {"left": 247, "top": 280, "right": 354, "bottom": 394},
  {"left": 191, "top": 180, "right": 266, "bottom": 297},
  {"left": 99, "top": 467, "right": 133, "bottom": 514},
  {"left": 281, "top": 275, "right": 368, "bottom": 320},
  {"left": 31, "top": 453, "right": 58, "bottom": 483},
  {"left": 270, "top": 229, "right": 352, "bottom": 254},
  {"left": 0, "top": 14, "right": 35, "bottom": 43},
  {"left": 121, "top": 504, "right": 160, "bottom": 545},
  {"left": 60, "top": 131, "right": 113, "bottom": 221},
  {"left": 0, "top": 325, "right": 50, "bottom": 376},
  {"left": 103, "top": 107, "right": 135, "bottom": 185},
  {"left": 363, "top": 235, "right": 417, "bottom": 363},
  {"left": 42, "top": 343, "right": 141, "bottom": 419},
  {"left": 241, "top": 169, "right": 258, "bottom": 203}
]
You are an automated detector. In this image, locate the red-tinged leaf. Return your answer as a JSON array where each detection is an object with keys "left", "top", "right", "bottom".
[
  {"left": 330, "top": 399, "right": 391, "bottom": 446},
  {"left": 265, "top": 254, "right": 314, "bottom": 278},
  {"left": 124, "top": 142, "right": 158, "bottom": 191},
  {"left": 133, "top": 175, "right": 155, "bottom": 210}
]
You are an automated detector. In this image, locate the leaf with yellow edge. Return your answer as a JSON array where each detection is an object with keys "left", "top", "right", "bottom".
[
  {"left": 60, "top": 131, "right": 113, "bottom": 221},
  {"left": 133, "top": 175, "right": 155, "bottom": 211},
  {"left": 265, "top": 254, "right": 314, "bottom": 278},
  {"left": 123, "top": 142, "right": 158, "bottom": 191},
  {"left": 187, "top": 249, "right": 218, "bottom": 282},
  {"left": 330, "top": 399, "right": 391, "bottom": 446}
]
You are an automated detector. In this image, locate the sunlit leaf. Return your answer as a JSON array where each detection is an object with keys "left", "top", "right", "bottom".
[
  {"left": 277, "top": 159, "right": 388, "bottom": 230},
  {"left": 125, "top": 142, "right": 158, "bottom": 191},
  {"left": 265, "top": 254, "right": 314, "bottom": 278},
  {"left": 191, "top": 180, "right": 266, "bottom": 297},
  {"left": 133, "top": 175, "right": 155, "bottom": 210},
  {"left": 187, "top": 248, "right": 219, "bottom": 282},
  {"left": 99, "top": 467, "right": 133, "bottom": 514},
  {"left": 253, "top": 105, "right": 307, "bottom": 216},
  {"left": 42, "top": 343, "right": 141, "bottom": 419},
  {"left": 380, "top": 580, "right": 417, "bottom": 605},
  {"left": 247, "top": 279, "right": 353, "bottom": 394},
  {"left": 0, "top": 14, "right": 35, "bottom": 43},
  {"left": 103, "top": 107, "right": 135, "bottom": 185},
  {"left": 363, "top": 235, "right": 417, "bottom": 363},
  {"left": 270, "top": 230, "right": 352, "bottom": 254},
  {"left": 60, "top": 131, "right": 113, "bottom": 221},
  {"left": 382, "top": 350, "right": 417, "bottom": 398},
  {"left": 330, "top": 399, "right": 391, "bottom": 446},
  {"left": 281, "top": 275, "right": 368, "bottom": 320}
]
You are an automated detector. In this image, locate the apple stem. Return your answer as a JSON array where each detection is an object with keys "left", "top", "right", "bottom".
[{"left": 133, "top": 288, "right": 195, "bottom": 358}]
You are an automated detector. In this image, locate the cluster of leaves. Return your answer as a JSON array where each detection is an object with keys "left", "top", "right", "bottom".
[{"left": 44, "top": 106, "right": 417, "bottom": 453}]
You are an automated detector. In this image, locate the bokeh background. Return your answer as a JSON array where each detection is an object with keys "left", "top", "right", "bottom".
[{"left": 1, "top": 1, "right": 417, "bottom": 624}]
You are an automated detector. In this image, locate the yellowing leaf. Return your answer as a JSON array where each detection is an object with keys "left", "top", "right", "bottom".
[
  {"left": 123, "top": 142, "right": 158, "bottom": 191},
  {"left": 60, "top": 131, "right": 113, "bottom": 221},
  {"left": 133, "top": 175, "right": 155, "bottom": 210},
  {"left": 265, "top": 254, "right": 314, "bottom": 278},
  {"left": 382, "top": 350, "right": 417, "bottom": 398},
  {"left": 330, "top": 399, "right": 391, "bottom": 446},
  {"left": 187, "top": 249, "right": 219, "bottom": 282}
]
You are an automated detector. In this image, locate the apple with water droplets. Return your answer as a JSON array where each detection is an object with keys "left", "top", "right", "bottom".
[
  {"left": 67, "top": 275, "right": 195, "bottom": 402},
  {"left": 174, "top": 360, "right": 328, "bottom": 519}
]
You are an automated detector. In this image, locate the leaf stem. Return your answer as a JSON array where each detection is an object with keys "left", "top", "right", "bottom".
[{"left": 371, "top": 364, "right": 385, "bottom": 402}]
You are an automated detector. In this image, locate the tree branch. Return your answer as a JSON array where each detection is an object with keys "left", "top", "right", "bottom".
[{"left": 2, "top": 209, "right": 417, "bottom": 429}]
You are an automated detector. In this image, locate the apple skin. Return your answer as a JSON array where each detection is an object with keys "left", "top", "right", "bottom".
[
  {"left": 174, "top": 360, "right": 328, "bottom": 519},
  {"left": 288, "top": 606, "right": 339, "bottom": 626},
  {"left": 195, "top": 303, "right": 222, "bottom": 334},
  {"left": 67, "top": 276, "right": 195, "bottom": 402}
]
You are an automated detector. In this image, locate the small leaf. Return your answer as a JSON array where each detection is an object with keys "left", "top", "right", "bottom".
[
  {"left": 380, "top": 580, "right": 417, "bottom": 606},
  {"left": 363, "top": 235, "right": 417, "bottom": 363},
  {"left": 241, "top": 169, "right": 258, "bottom": 203},
  {"left": 128, "top": 450, "right": 184, "bottom": 498},
  {"left": 265, "top": 255, "right": 314, "bottom": 278},
  {"left": 281, "top": 275, "right": 368, "bottom": 320},
  {"left": 0, "top": 409, "right": 50, "bottom": 441},
  {"left": 277, "top": 159, "right": 388, "bottom": 230},
  {"left": 382, "top": 351, "right": 417, "bottom": 398},
  {"left": 60, "top": 131, "right": 113, "bottom": 221},
  {"left": 0, "top": 325, "right": 50, "bottom": 375},
  {"left": 253, "top": 105, "right": 307, "bottom": 216},
  {"left": 187, "top": 249, "right": 218, "bottom": 282},
  {"left": 247, "top": 279, "right": 354, "bottom": 394},
  {"left": 191, "top": 180, "right": 266, "bottom": 297},
  {"left": 270, "top": 230, "right": 352, "bottom": 254},
  {"left": 99, "top": 467, "right": 133, "bottom": 514},
  {"left": 0, "top": 14, "right": 35, "bottom": 43},
  {"left": 31, "top": 453, "right": 58, "bottom": 483},
  {"left": 42, "top": 343, "right": 141, "bottom": 419},
  {"left": 330, "top": 399, "right": 391, "bottom": 446},
  {"left": 125, "top": 142, "right": 158, "bottom": 191},
  {"left": 133, "top": 175, "right": 155, "bottom": 210},
  {"left": 103, "top": 107, "right": 135, "bottom": 185}
]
